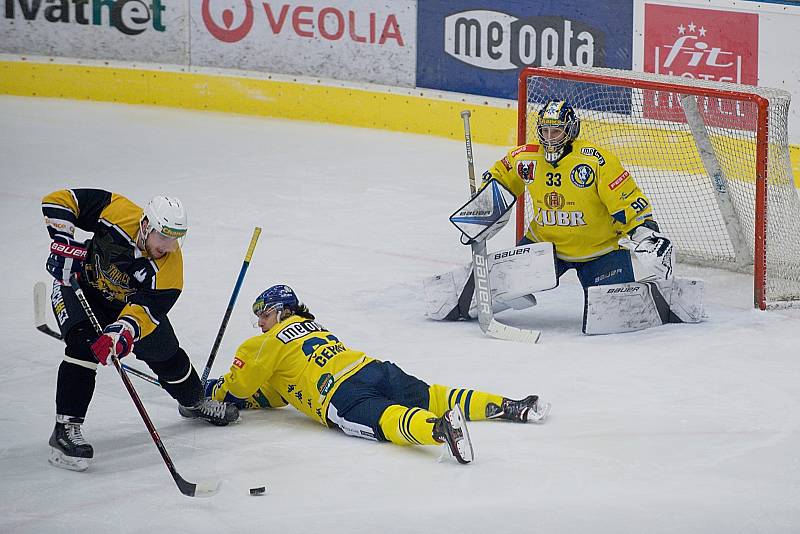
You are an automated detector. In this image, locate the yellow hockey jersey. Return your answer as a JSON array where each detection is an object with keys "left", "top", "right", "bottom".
[
  {"left": 211, "top": 315, "right": 374, "bottom": 425},
  {"left": 42, "top": 189, "right": 183, "bottom": 340},
  {"left": 486, "top": 140, "right": 654, "bottom": 261}
]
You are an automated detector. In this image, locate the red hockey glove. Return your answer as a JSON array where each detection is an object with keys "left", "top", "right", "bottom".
[{"left": 91, "top": 321, "right": 136, "bottom": 365}]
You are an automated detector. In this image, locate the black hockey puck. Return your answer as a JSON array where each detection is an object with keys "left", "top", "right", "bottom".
[{"left": 249, "top": 486, "right": 267, "bottom": 496}]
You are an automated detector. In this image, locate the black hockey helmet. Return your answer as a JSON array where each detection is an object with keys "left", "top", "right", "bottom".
[{"left": 536, "top": 100, "right": 581, "bottom": 163}]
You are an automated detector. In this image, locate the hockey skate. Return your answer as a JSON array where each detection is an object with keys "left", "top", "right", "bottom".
[
  {"left": 48, "top": 415, "right": 93, "bottom": 472},
  {"left": 486, "top": 395, "right": 551, "bottom": 424},
  {"left": 178, "top": 398, "right": 239, "bottom": 426},
  {"left": 432, "top": 405, "right": 474, "bottom": 464}
]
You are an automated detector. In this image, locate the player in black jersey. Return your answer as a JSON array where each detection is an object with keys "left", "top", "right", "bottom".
[{"left": 42, "top": 188, "right": 239, "bottom": 471}]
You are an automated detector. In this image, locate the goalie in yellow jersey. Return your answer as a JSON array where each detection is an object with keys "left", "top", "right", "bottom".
[
  {"left": 207, "top": 284, "right": 551, "bottom": 464},
  {"left": 432, "top": 100, "right": 704, "bottom": 334}
]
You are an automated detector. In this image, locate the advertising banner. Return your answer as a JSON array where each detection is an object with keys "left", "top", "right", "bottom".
[
  {"left": 642, "top": 3, "right": 759, "bottom": 130},
  {"left": 0, "top": 0, "right": 188, "bottom": 64},
  {"left": 416, "top": 0, "right": 634, "bottom": 101},
  {"left": 635, "top": 0, "right": 800, "bottom": 144},
  {"left": 191, "top": 0, "right": 416, "bottom": 87}
]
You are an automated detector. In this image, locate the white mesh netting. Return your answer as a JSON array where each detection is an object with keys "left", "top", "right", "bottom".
[{"left": 519, "top": 66, "right": 800, "bottom": 308}]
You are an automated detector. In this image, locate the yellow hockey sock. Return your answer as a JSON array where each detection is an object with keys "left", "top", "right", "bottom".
[
  {"left": 427, "top": 384, "right": 504, "bottom": 421},
  {"left": 378, "top": 405, "right": 439, "bottom": 446}
]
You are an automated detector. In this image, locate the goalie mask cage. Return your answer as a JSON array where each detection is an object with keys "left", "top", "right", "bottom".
[{"left": 517, "top": 66, "right": 800, "bottom": 310}]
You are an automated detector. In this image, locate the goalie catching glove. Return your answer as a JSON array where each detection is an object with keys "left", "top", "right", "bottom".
[
  {"left": 619, "top": 221, "right": 673, "bottom": 280},
  {"left": 450, "top": 179, "right": 516, "bottom": 245},
  {"left": 90, "top": 320, "right": 137, "bottom": 365}
]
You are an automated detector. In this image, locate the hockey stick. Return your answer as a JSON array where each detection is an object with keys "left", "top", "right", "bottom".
[
  {"left": 68, "top": 275, "right": 220, "bottom": 498},
  {"left": 34, "top": 282, "right": 162, "bottom": 387},
  {"left": 200, "top": 226, "right": 261, "bottom": 387},
  {"left": 460, "top": 111, "right": 541, "bottom": 343}
]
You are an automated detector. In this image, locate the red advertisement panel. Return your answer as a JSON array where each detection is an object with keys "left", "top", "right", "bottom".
[{"left": 643, "top": 4, "right": 759, "bottom": 130}]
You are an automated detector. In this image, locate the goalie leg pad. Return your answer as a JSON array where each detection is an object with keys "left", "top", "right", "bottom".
[
  {"left": 583, "top": 277, "right": 704, "bottom": 335},
  {"left": 423, "top": 242, "right": 557, "bottom": 320}
]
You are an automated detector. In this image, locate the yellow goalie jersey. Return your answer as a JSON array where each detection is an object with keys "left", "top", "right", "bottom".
[
  {"left": 486, "top": 139, "right": 654, "bottom": 262},
  {"left": 211, "top": 315, "right": 374, "bottom": 425}
]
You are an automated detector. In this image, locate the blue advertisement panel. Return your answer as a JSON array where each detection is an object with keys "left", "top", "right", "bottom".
[{"left": 417, "top": 0, "right": 634, "bottom": 102}]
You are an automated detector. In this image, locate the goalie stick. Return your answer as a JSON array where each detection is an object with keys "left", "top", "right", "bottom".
[
  {"left": 460, "top": 110, "right": 540, "bottom": 344},
  {"left": 34, "top": 282, "right": 161, "bottom": 388},
  {"left": 201, "top": 226, "right": 261, "bottom": 387},
  {"left": 68, "top": 275, "right": 220, "bottom": 498}
]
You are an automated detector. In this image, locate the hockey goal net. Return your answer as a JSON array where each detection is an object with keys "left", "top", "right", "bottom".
[{"left": 517, "top": 66, "right": 800, "bottom": 310}]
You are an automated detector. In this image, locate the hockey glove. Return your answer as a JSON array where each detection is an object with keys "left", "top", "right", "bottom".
[
  {"left": 450, "top": 179, "right": 516, "bottom": 245},
  {"left": 46, "top": 236, "right": 87, "bottom": 285},
  {"left": 620, "top": 223, "right": 674, "bottom": 280},
  {"left": 91, "top": 320, "right": 136, "bottom": 365}
]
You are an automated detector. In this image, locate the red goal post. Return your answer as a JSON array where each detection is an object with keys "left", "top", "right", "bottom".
[{"left": 516, "top": 66, "right": 800, "bottom": 310}]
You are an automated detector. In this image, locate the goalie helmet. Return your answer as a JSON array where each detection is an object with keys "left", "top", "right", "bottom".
[
  {"left": 141, "top": 196, "right": 188, "bottom": 243},
  {"left": 252, "top": 285, "right": 299, "bottom": 317},
  {"left": 536, "top": 100, "right": 580, "bottom": 163}
]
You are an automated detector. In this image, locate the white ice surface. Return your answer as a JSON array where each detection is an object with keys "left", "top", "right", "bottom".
[{"left": 2, "top": 96, "right": 800, "bottom": 533}]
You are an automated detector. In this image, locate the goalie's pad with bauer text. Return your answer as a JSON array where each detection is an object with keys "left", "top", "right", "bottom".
[
  {"left": 583, "top": 277, "right": 705, "bottom": 335},
  {"left": 423, "top": 242, "right": 557, "bottom": 320},
  {"left": 449, "top": 179, "right": 516, "bottom": 244}
]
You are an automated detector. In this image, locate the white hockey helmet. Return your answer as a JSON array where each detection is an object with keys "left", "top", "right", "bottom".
[{"left": 141, "top": 196, "right": 188, "bottom": 244}]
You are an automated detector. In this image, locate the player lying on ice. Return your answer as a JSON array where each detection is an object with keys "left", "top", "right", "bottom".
[
  {"left": 205, "top": 284, "right": 551, "bottom": 464},
  {"left": 42, "top": 189, "right": 240, "bottom": 472},
  {"left": 426, "top": 100, "right": 705, "bottom": 334}
]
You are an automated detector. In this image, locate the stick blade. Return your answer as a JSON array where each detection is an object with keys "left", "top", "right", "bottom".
[
  {"left": 34, "top": 281, "right": 48, "bottom": 328},
  {"left": 486, "top": 319, "right": 541, "bottom": 344},
  {"left": 176, "top": 475, "right": 222, "bottom": 498}
]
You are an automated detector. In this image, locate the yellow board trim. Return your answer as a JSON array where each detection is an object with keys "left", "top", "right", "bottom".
[
  {"left": 0, "top": 60, "right": 517, "bottom": 146},
  {"left": 2, "top": 60, "right": 798, "bottom": 186}
]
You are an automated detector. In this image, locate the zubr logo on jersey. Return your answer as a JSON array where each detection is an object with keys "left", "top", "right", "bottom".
[
  {"left": 4, "top": 0, "right": 166, "bottom": 35},
  {"left": 643, "top": 4, "right": 758, "bottom": 129},
  {"left": 201, "top": 1, "right": 404, "bottom": 46},
  {"left": 444, "top": 10, "right": 603, "bottom": 70}
]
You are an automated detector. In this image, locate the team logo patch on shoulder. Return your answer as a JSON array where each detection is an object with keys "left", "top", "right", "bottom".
[
  {"left": 233, "top": 357, "right": 245, "bottom": 369},
  {"left": 500, "top": 156, "right": 512, "bottom": 171},
  {"left": 517, "top": 160, "right": 537, "bottom": 183},
  {"left": 570, "top": 164, "right": 595, "bottom": 188},
  {"left": 511, "top": 144, "right": 540, "bottom": 158},
  {"left": 609, "top": 170, "right": 630, "bottom": 190}
]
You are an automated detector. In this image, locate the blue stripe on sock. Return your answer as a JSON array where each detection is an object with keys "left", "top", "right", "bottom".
[
  {"left": 399, "top": 410, "right": 413, "bottom": 444},
  {"left": 463, "top": 390, "right": 474, "bottom": 420},
  {"left": 454, "top": 389, "right": 465, "bottom": 408},
  {"left": 404, "top": 408, "right": 423, "bottom": 445}
]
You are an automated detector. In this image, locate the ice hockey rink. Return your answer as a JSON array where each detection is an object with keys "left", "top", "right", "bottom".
[{"left": 2, "top": 95, "right": 800, "bottom": 533}]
